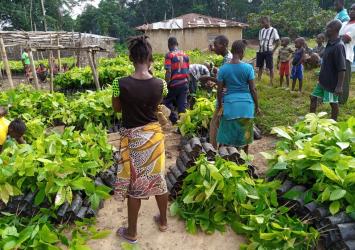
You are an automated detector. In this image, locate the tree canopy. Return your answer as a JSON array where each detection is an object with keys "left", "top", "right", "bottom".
[{"left": 0, "top": 0, "right": 347, "bottom": 40}]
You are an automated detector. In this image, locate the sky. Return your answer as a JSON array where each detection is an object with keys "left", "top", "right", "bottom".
[{"left": 72, "top": 0, "right": 101, "bottom": 18}]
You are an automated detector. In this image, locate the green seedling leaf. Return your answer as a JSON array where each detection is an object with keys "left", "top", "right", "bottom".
[
  {"left": 336, "top": 142, "right": 350, "bottom": 150},
  {"left": 321, "top": 164, "right": 342, "bottom": 184},
  {"left": 271, "top": 127, "right": 292, "bottom": 140},
  {"left": 345, "top": 173, "right": 355, "bottom": 184},
  {"left": 91, "top": 230, "right": 111, "bottom": 239},
  {"left": 260, "top": 232, "right": 277, "bottom": 240},
  {"left": 330, "top": 189, "right": 346, "bottom": 201},
  {"left": 34, "top": 188, "right": 46, "bottom": 206},
  {"left": 321, "top": 187, "right": 331, "bottom": 202},
  {"left": 329, "top": 201, "right": 340, "bottom": 215},
  {"left": 346, "top": 205, "right": 355, "bottom": 213},
  {"left": 121, "top": 242, "right": 141, "bottom": 250},
  {"left": 282, "top": 190, "right": 302, "bottom": 200},
  {"left": 186, "top": 218, "right": 197, "bottom": 234},
  {"left": 170, "top": 202, "right": 179, "bottom": 216},
  {"left": 39, "top": 224, "right": 59, "bottom": 244},
  {"left": 272, "top": 162, "right": 287, "bottom": 170},
  {"left": 55, "top": 187, "right": 66, "bottom": 207}
]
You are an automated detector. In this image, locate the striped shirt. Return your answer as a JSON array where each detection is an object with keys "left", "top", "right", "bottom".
[
  {"left": 259, "top": 27, "right": 280, "bottom": 52},
  {"left": 165, "top": 50, "right": 190, "bottom": 87}
]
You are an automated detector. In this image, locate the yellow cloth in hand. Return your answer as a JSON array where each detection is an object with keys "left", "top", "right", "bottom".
[{"left": 0, "top": 117, "right": 10, "bottom": 145}]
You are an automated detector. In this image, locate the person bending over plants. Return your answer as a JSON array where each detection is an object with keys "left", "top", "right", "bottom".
[
  {"left": 310, "top": 20, "right": 346, "bottom": 121},
  {"left": 0, "top": 106, "right": 27, "bottom": 152},
  {"left": 112, "top": 35, "right": 168, "bottom": 244},
  {"left": 216, "top": 40, "right": 260, "bottom": 154}
]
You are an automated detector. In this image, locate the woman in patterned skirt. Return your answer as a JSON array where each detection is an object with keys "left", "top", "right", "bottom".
[{"left": 112, "top": 35, "right": 168, "bottom": 244}]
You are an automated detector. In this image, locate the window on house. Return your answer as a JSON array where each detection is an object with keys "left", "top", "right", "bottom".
[{"left": 207, "top": 34, "right": 219, "bottom": 44}]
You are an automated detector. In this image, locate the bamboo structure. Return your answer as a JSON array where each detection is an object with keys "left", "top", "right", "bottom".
[
  {"left": 87, "top": 50, "right": 100, "bottom": 91},
  {"left": 57, "top": 35, "right": 61, "bottom": 72},
  {"left": 28, "top": 50, "right": 40, "bottom": 89},
  {"left": 0, "top": 31, "right": 116, "bottom": 91},
  {"left": 0, "top": 37, "right": 14, "bottom": 88}
]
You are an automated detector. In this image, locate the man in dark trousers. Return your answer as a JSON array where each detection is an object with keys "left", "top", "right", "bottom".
[
  {"left": 310, "top": 20, "right": 346, "bottom": 121},
  {"left": 164, "top": 37, "right": 190, "bottom": 124},
  {"left": 257, "top": 16, "right": 280, "bottom": 87}
]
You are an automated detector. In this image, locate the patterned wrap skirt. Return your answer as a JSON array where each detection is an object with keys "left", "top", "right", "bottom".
[{"left": 114, "top": 122, "right": 167, "bottom": 200}]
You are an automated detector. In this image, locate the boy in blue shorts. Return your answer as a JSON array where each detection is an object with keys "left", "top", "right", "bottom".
[
  {"left": 291, "top": 37, "right": 306, "bottom": 92},
  {"left": 310, "top": 20, "right": 346, "bottom": 121}
]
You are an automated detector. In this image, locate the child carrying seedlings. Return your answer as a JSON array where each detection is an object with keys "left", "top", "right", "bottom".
[
  {"left": 291, "top": 37, "right": 306, "bottom": 93},
  {"left": 0, "top": 106, "right": 27, "bottom": 152},
  {"left": 310, "top": 20, "right": 346, "bottom": 121},
  {"left": 277, "top": 37, "right": 293, "bottom": 88}
]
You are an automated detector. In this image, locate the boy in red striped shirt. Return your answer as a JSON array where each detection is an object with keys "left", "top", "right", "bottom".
[{"left": 164, "top": 37, "right": 190, "bottom": 124}]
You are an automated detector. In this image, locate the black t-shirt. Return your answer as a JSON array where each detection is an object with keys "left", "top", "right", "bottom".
[
  {"left": 319, "top": 38, "right": 346, "bottom": 93},
  {"left": 119, "top": 76, "right": 163, "bottom": 129}
]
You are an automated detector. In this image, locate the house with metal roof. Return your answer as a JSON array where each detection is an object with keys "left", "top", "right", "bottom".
[{"left": 136, "top": 13, "right": 248, "bottom": 53}]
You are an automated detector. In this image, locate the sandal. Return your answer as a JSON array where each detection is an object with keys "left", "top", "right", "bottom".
[
  {"left": 154, "top": 215, "right": 168, "bottom": 232},
  {"left": 116, "top": 227, "right": 138, "bottom": 244}
]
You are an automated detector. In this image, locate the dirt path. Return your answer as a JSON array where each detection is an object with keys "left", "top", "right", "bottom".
[
  {"left": 249, "top": 136, "right": 277, "bottom": 176},
  {"left": 89, "top": 130, "right": 276, "bottom": 250}
]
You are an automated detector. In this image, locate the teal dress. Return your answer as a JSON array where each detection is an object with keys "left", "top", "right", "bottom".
[{"left": 216, "top": 62, "right": 255, "bottom": 147}]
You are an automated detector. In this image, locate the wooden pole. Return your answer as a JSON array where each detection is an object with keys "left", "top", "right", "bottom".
[
  {"left": 76, "top": 33, "right": 82, "bottom": 67},
  {"left": 87, "top": 50, "right": 100, "bottom": 91},
  {"left": 28, "top": 49, "right": 40, "bottom": 89},
  {"left": 0, "top": 57, "right": 3, "bottom": 85},
  {"left": 48, "top": 35, "right": 54, "bottom": 93},
  {"left": 0, "top": 37, "right": 14, "bottom": 89},
  {"left": 57, "top": 35, "right": 61, "bottom": 72}
]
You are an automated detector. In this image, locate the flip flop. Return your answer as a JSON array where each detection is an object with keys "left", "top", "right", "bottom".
[
  {"left": 116, "top": 227, "right": 138, "bottom": 244},
  {"left": 154, "top": 215, "right": 168, "bottom": 232}
]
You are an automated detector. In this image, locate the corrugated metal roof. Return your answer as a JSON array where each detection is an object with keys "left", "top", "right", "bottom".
[{"left": 136, "top": 13, "right": 248, "bottom": 31}]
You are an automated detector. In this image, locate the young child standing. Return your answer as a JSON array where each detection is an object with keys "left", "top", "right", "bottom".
[
  {"left": 291, "top": 37, "right": 306, "bottom": 92},
  {"left": 277, "top": 37, "right": 293, "bottom": 88},
  {"left": 313, "top": 33, "right": 326, "bottom": 58},
  {"left": 310, "top": 20, "right": 346, "bottom": 121}
]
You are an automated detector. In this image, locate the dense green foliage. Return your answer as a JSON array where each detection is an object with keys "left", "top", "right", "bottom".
[
  {"left": 0, "top": 214, "right": 111, "bottom": 250},
  {"left": 171, "top": 155, "right": 319, "bottom": 249},
  {"left": 0, "top": 86, "right": 115, "bottom": 249},
  {"left": 0, "top": 0, "right": 83, "bottom": 31},
  {"left": 247, "top": 0, "right": 334, "bottom": 38},
  {"left": 0, "top": 85, "right": 118, "bottom": 129},
  {"left": 266, "top": 113, "right": 355, "bottom": 216},
  {"left": 54, "top": 52, "right": 223, "bottom": 89},
  {"left": 2, "top": 0, "right": 341, "bottom": 40},
  {"left": 178, "top": 97, "right": 215, "bottom": 137},
  {"left": 0, "top": 122, "right": 112, "bottom": 209},
  {"left": 0, "top": 58, "right": 76, "bottom": 74}
]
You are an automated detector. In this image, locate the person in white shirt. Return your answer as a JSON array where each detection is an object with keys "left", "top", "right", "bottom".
[
  {"left": 189, "top": 63, "right": 211, "bottom": 94},
  {"left": 257, "top": 16, "right": 280, "bottom": 87},
  {"left": 339, "top": 3, "right": 355, "bottom": 104}
]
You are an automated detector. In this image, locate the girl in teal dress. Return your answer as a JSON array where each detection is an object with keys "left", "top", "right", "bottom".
[{"left": 216, "top": 40, "right": 260, "bottom": 153}]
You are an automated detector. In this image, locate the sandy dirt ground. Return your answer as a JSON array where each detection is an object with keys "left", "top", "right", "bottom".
[{"left": 88, "top": 128, "right": 277, "bottom": 250}]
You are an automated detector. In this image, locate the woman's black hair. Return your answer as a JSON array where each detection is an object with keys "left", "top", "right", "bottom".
[
  {"left": 126, "top": 35, "right": 153, "bottom": 64},
  {"left": 9, "top": 118, "right": 26, "bottom": 135},
  {"left": 231, "top": 40, "right": 247, "bottom": 55}
]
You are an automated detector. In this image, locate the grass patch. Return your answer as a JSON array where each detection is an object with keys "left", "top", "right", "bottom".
[{"left": 256, "top": 70, "right": 355, "bottom": 132}]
